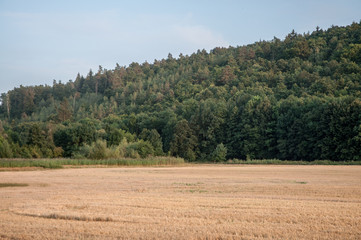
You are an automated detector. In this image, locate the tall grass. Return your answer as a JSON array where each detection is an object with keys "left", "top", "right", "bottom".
[
  {"left": 2, "top": 158, "right": 359, "bottom": 169},
  {"left": 226, "top": 159, "right": 361, "bottom": 165},
  {"left": 0, "top": 157, "right": 185, "bottom": 169}
]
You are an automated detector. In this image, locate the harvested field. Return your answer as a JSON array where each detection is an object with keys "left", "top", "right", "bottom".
[{"left": 0, "top": 165, "right": 360, "bottom": 239}]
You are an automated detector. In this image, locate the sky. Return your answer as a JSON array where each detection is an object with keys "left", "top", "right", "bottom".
[{"left": 0, "top": 0, "right": 360, "bottom": 94}]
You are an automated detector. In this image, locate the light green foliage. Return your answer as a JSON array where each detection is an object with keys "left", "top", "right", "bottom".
[
  {"left": 211, "top": 143, "right": 227, "bottom": 162},
  {"left": 73, "top": 138, "right": 155, "bottom": 159},
  {"left": 0, "top": 157, "right": 185, "bottom": 168},
  {"left": 88, "top": 140, "right": 108, "bottom": 159},
  {"left": 126, "top": 140, "right": 154, "bottom": 158},
  {"left": 74, "top": 140, "right": 110, "bottom": 159},
  {"left": 343, "top": 43, "right": 361, "bottom": 63}
]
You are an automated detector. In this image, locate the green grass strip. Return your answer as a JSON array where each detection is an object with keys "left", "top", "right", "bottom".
[
  {"left": 225, "top": 159, "right": 361, "bottom": 165},
  {"left": 0, "top": 183, "right": 29, "bottom": 188},
  {"left": 0, "top": 157, "right": 185, "bottom": 169}
]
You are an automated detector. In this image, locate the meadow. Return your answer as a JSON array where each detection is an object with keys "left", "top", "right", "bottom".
[{"left": 0, "top": 165, "right": 360, "bottom": 239}]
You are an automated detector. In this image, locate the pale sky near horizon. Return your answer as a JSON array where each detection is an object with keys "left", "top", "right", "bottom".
[{"left": 0, "top": 0, "right": 360, "bottom": 94}]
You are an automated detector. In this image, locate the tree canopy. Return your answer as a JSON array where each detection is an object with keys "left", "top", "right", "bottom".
[{"left": 1, "top": 22, "right": 361, "bottom": 161}]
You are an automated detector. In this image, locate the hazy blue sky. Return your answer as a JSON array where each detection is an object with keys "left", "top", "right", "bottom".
[{"left": 0, "top": 0, "right": 360, "bottom": 94}]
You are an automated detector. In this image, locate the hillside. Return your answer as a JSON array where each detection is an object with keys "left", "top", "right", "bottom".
[{"left": 0, "top": 22, "right": 361, "bottom": 161}]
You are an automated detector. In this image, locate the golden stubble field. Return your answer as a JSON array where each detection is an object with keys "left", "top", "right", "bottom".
[{"left": 0, "top": 165, "right": 360, "bottom": 239}]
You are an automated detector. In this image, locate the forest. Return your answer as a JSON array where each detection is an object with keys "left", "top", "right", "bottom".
[{"left": 0, "top": 22, "right": 360, "bottom": 161}]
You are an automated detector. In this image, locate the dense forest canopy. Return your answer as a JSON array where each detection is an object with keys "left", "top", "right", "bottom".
[{"left": 0, "top": 22, "right": 361, "bottom": 161}]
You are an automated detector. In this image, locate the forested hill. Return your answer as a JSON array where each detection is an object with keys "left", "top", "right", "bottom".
[{"left": 0, "top": 22, "right": 361, "bottom": 161}]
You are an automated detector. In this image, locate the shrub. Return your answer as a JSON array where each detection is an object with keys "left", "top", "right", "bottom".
[
  {"left": 10, "top": 143, "right": 21, "bottom": 158},
  {"left": 184, "top": 149, "right": 196, "bottom": 162},
  {"left": 0, "top": 136, "right": 13, "bottom": 158},
  {"left": 53, "top": 147, "right": 64, "bottom": 158},
  {"left": 136, "top": 140, "right": 154, "bottom": 158},
  {"left": 139, "top": 128, "right": 164, "bottom": 156},
  {"left": 20, "top": 146, "right": 32, "bottom": 158},
  {"left": 126, "top": 140, "right": 154, "bottom": 158},
  {"left": 30, "top": 146, "right": 42, "bottom": 158},
  {"left": 70, "top": 138, "right": 157, "bottom": 160},
  {"left": 115, "top": 138, "right": 129, "bottom": 157},
  {"left": 72, "top": 144, "right": 91, "bottom": 159},
  {"left": 42, "top": 148, "right": 54, "bottom": 158},
  {"left": 88, "top": 140, "right": 108, "bottom": 159},
  {"left": 211, "top": 143, "right": 227, "bottom": 162},
  {"left": 125, "top": 148, "right": 140, "bottom": 158}
]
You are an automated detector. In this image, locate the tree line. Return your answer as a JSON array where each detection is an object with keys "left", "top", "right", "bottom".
[{"left": 0, "top": 22, "right": 360, "bottom": 161}]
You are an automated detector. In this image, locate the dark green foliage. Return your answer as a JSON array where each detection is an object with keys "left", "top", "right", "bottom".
[
  {"left": 138, "top": 128, "right": 164, "bottom": 156},
  {"left": 53, "top": 126, "right": 74, "bottom": 157},
  {"left": 227, "top": 159, "right": 361, "bottom": 165},
  {"left": 105, "top": 127, "right": 125, "bottom": 146},
  {"left": 0, "top": 136, "right": 12, "bottom": 158},
  {"left": 188, "top": 98, "right": 227, "bottom": 160},
  {"left": 53, "top": 119, "right": 98, "bottom": 157},
  {"left": 8, "top": 122, "right": 56, "bottom": 158},
  {"left": 170, "top": 120, "right": 197, "bottom": 161},
  {"left": 1, "top": 22, "right": 361, "bottom": 161}
]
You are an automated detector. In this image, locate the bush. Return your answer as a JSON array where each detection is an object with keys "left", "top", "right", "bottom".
[
  {"left": 10, "top": 143, "right": 21, "bottom": 158},
  {"left": 136, "top": 140, "right": 154, "bottom": 158},
  {"left": 20, "top": 146, "right": 32, "bottom": 158},
  {"left": 126, "top": 140, "right": 154, "bottom": 158},
  {"left": 71, "top": 138, "right": 157, "bottom": 160},
  {"left": 184, "top": 149, "right": 196, "bottom": 162},
  {"left": 72, "top": 144, "right": 91, "bottom": 159},
  {"left": 138, "top": 129, "right": 164, "bottom": 156},
  {"left": 42, "top": 148, "right": 54, "bottom": 158},
  {"left": 125, "top": 148, "right": 140, "bottom": 158},
  {"left": 115, "top": 138, "right": 128, "bottom": 158},
  {"left": 53, "top": 147, "right": 64, "bottom": 158},
  {"left": 0, "top": 136, "right": 12, "bottom": 158},
  {"left": 30, "top": 146, "right": 42, "bottom": 158},
  {"left": 211, "top": 143, "right": 227, "bottom": 162},
  {"left": 88, "top": 140, "right": 108, "bottom": 159}
]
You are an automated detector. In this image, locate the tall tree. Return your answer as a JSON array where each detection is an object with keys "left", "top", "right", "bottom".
[
  {"left": 57, "top": 98, "right": 72, "bottom": 122},
  {"left": 170, "top": 120, "right": 197, "bottom": 161}
]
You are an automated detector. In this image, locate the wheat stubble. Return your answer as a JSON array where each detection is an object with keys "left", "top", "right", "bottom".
[{"left": 0, "top": 165, "right": 360, "bottom": 239}]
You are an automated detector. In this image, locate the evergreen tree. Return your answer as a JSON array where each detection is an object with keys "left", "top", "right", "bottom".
[{"left": 170, "top": 120, "right": 197, "bottom": 161}]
